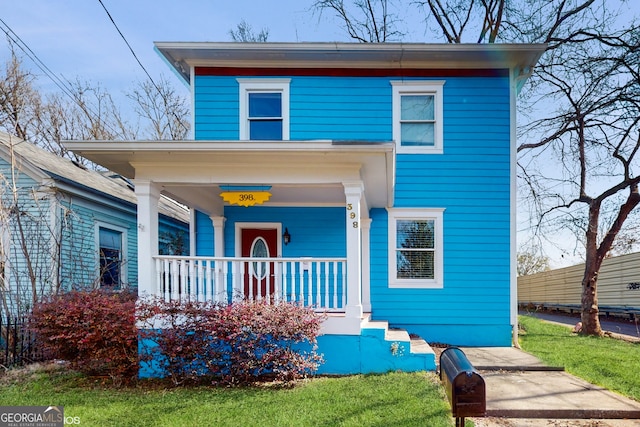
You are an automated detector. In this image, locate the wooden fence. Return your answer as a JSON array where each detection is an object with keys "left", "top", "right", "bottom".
[{"left": 518, "top": 251, "right": 640, "bottom": 317}]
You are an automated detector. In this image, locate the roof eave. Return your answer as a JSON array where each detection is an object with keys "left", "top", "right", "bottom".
[{"left": 155, "top": 42, "right": 547, "bottom": 84}]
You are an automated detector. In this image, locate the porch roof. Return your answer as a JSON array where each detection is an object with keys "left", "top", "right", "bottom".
[{"left": 64, "top": 140, "right": 395, "bottom": 215}]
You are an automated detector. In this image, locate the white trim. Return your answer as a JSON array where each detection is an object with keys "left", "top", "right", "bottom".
[
  {"left": 391, "top": 80, "right": 444, "bottom": 154},
  {"left": 95, "top": 221, "right": 129, "bottom": 289},
  {"left": 387, "top": 208, "right": 444, "bottom": 289},
  {"left": 234, "top": 222, "right": 283, "bottom": 258},
  {"left": 189, "top": 209, "right": 196, "bottom": 256},
  {"left": 237, "top": 79, "right": 291, "bottom": 141},
  {"left": 190, "top": 67, "right": 196, "bottom": 139},
  {"left": 509, "top": 68, "right": 518, "bottom": 344}
]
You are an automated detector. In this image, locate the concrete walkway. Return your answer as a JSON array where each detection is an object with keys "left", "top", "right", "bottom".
[{"left": 455, "top": 347, "right": 640, "bottom": 427}]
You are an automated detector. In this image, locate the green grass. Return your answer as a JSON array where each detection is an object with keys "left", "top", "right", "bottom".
[
  {"left": 0, "top": 367, "right": 455, "bottom": 427},
  {"left": 519, "top": 315, "right": 640, "bottom": 401}
]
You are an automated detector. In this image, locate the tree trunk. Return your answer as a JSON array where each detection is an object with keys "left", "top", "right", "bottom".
[
  {"left": 580, "top": 261, "right": 603, "bottom": 336},
  {"left": 580, "top": 201, "right": 604, "bottom": 336}
]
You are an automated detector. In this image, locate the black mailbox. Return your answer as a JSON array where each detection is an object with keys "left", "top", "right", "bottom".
[{"left": 439, "top": 347, "right": 486, "bottom": 426}]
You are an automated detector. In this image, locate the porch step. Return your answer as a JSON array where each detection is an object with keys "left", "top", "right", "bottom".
[
  {"left": 360, "top": 319, "right": 432, "bottom": 355},
  {"left": 316, "top": 318, "right": 437, "bottom": 374}
]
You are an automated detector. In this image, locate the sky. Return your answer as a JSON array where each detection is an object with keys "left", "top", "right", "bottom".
[
  {"left": 0, "top": 0, "right": 428, "bottom": 95},
  {"left": 0, "top": 0, "right": 329, "bottom": 95}
]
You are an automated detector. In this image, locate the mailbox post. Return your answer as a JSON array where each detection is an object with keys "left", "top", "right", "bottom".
[{"left": 439, "top": 347, "right": 486, "bottom": 427}]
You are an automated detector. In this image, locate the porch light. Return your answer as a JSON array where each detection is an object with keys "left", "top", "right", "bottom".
[{"left": 283, "top": 228, "right": 291, "bottom": 245}]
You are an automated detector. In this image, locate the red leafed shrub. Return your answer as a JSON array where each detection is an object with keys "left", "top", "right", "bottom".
[
  {"left": 137, "top": 298, "right": 324, "bottom": 386},
  {"left": 29, "top": 290, "right": 138, "bottom": 382}
]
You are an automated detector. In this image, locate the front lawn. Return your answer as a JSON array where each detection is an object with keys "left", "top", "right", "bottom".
[
  {"left": 0, "top": 367, "right": 455, "bottom": 427},
  {"left": 519, "top": 314, "right": 640, "bottom": 401}
]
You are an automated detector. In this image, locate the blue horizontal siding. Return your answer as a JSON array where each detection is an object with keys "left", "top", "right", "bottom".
[
  {"left": 224, "top": 206, "right": 345, "bottom": 258},
  {"left": 368, "top": 73, "right": 512, "bottom": 334},
  {"left": 195, "top": 210, "right": 214, "bottom": 256}
]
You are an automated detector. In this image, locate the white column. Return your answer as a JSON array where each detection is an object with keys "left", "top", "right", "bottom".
[
  {"left": 361, "top": 218, "right": 372, "bottom": 313},
  {"left": 189, "top": 209, "right": 196, "bottom": 256},
  {"left": 134, "top": 180, "right": 161, "bottom": 298},
  {"left": 210, "top": 216, "right": 226, "bottom": 257},
  {"left": 344, "top": 182, "right": 363, "bottom": 319}
]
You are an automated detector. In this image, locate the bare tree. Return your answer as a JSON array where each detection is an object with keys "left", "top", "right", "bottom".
[
  {"left": 229, "top": 19, "right": 270, "bottom": 42},
  {"left": 313, "top": 0, "right": 405, "bottom": 42},
  {"left": 0, "top": 51, "right": 41, "bottom": 141},
  {"left": 126, "top": 75, "right": 190, "bottom": 140},
  {"left": 517, "top": 21, "right": 640, "bottom": 335},
  {"left": 517, "top": 248, "right": 551, "bottom": 277}
]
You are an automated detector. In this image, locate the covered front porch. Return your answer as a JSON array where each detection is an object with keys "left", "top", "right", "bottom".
[{"left": 66, "top": 140, "right": 395, "bottom": 335}]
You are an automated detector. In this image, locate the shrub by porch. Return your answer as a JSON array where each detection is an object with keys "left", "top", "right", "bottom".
[
  {"left": 137, "top": 298, "right": 324, "bottom": 385},
  {"left": 29, "top": 291, "right": 324, "bottom": 385}
]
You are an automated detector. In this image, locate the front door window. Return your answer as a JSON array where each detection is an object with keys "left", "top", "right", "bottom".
[{"left": 250, "top": 236, "right": 269, "bottom": 280}]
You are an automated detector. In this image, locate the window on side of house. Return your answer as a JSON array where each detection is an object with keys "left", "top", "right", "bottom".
[
  {"left": 238, "top": 79, "right": 290, "bottom": 141},
  {"left": 97, "top": 225, "right": 126, "bottom": 290},
  {"left": 391, "top": 81, "right": 445, "bottom": 154},
  {"left": 388, "top": 208, "right": 444, "bottom": 288}
]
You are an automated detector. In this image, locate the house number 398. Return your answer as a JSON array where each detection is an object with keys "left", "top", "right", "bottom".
[{"left": 347, "top": 204, "right": 358, "bottom": 228}]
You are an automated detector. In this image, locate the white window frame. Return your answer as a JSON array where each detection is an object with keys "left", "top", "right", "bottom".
[
  {"left": 237, "top": 78, "right": 291, "bottom": 141},
  {"left": 95, "top": 222, "right": 128, "bottom": 289},
  {"left": 388, "top": 208, "right": 444, "bottom": 289},
  {"left": 391, "top": 80, "right": 445, "bottom": 154}
]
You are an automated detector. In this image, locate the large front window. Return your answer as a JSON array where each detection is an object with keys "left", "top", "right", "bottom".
[
  {"left": 388, "top": 208, "right": 444, "bottom": 288},
  {"left": 238, "top": 79, "right": 290, "bottom": 140},
  {"left": 392, "top": 81, "right": 444, "bottom": 154}
]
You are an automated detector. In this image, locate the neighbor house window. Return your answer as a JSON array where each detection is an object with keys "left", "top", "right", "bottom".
[
  {"left": 388, "top": 208, "right": 444, "bottom": 288},
  {"left": 97, "top": 224, "right": 127, "bottom": 290},
  {"left": 391, "top": 81, "right": 444, "bottom": 154},
  {"left": 238, "top": 79, "right": 290, "bottom": 140}
]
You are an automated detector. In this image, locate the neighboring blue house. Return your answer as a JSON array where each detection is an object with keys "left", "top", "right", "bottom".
[
  {"left": 68, "top": 42, "right": 545, "bottom": 374},
  {"left": 0, "top": 132, "right": 189, "bottom": 316}
]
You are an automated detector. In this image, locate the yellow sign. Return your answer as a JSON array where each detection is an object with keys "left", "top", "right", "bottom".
[{"left": 220, "top": 191, "right": 272, "bottom": 207}]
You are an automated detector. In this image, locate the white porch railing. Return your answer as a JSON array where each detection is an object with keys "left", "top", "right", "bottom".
[{"left": 153, "top": 256, "right": 347, "bottom": 311}]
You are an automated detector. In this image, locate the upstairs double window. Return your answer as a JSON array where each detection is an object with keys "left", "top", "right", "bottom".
[
  {"left": 392, "top": 81, "right": 444, "bottom": 154},
  {"left": 238, "top": 79, "right": 290, "bottom": 140}
]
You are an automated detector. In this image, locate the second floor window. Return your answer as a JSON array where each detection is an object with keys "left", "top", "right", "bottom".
[
  {"left": 248, "top": 92, "right": 282, "bottom": 140},
  {"left": 238, "top": 79, "right": 290, "bottom": 141},
  {"left": 392, "top": 81, "right": 445, "bottom": 154}
]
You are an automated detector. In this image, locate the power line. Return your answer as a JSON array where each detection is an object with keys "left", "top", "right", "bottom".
[
  {"left": 0, "top": 17, "right": 124, "bottom": 138},
  {"left": 97, "top": 0, "right": 188, "bottom": 136}
]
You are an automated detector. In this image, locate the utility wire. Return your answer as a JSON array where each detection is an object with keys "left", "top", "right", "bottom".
[
  {"left": 0, "top": 17, "right": 123, "bottom": 138},
  {"left": 97, "top": 0, "right": 188, "bottom": 136}
]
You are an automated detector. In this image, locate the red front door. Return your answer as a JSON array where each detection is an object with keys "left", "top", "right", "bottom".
[{"left": 241, "top": 228, "right": 278, "bottom": 300}]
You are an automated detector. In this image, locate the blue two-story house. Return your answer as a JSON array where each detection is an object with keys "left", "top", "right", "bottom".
[{"left": 67, "top": 42, "right": 545, "bottom": 374}]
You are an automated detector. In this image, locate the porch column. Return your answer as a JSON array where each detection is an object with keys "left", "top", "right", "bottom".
[
  {"left": 210, "top": 216, "right": 226, "bottom": 257},
  {"left": 344, "top": 181, "right": 364, "bottom": 319},
  {"left": 134, "top": 180, "right": 161, "bottom": 298},
  {"left": 361, "top": 218, "right": 372, "bottom": 313}
]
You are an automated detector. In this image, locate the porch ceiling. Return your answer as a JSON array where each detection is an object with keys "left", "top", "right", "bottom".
[{"left": 64, "top": 140, "right": 395, "bottom": 215}]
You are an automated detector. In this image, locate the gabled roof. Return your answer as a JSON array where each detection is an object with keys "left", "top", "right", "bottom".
[{"left": 0, "top": 132, "right": 189, "bottom": 223}]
